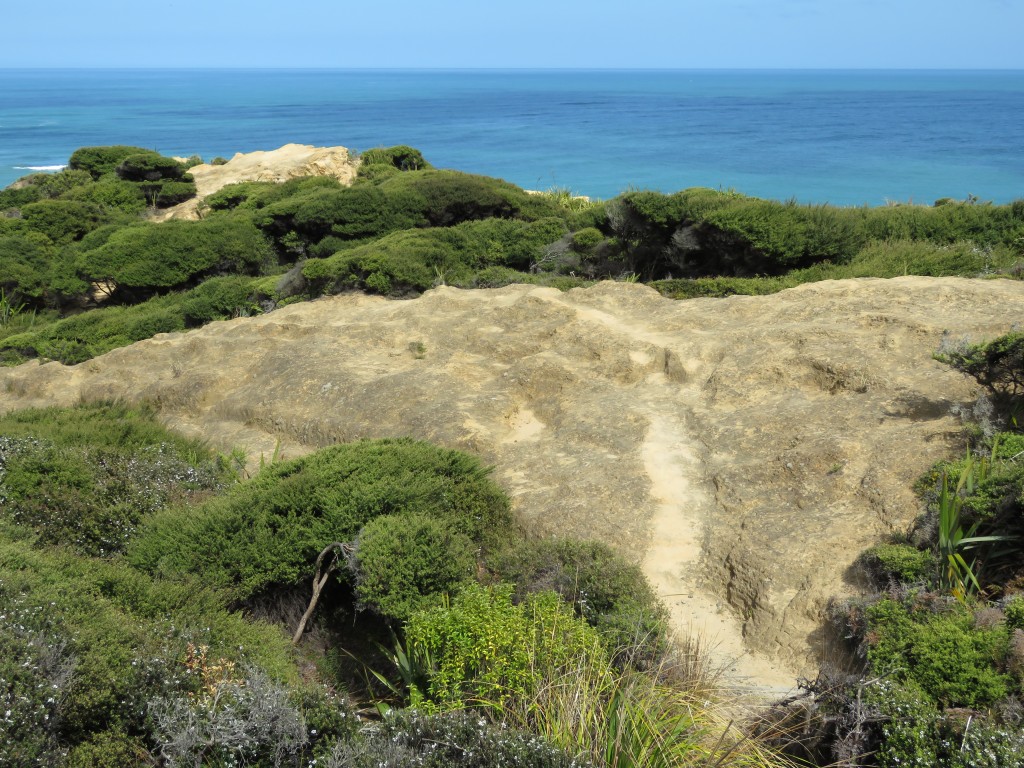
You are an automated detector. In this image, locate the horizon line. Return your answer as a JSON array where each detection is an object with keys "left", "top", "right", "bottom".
[{"left": 2, "top": 66, "right": 1023, "bottom": 72}]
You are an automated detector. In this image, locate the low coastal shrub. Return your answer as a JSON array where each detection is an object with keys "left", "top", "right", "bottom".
[
  {"left": 128, "top": 438, "right": 516, "bottom": 602},
  {"left": 68, "top": 145, "right": 153, "bottom": 179},
  {"left": 0, "top": 230, "right": 60, "bottom": 303},
  {"left": 76, "top": 214, "right": 274, "bottom": 295},
  {"left": 359, "top": 145, "right": 432, "bottom": 173},
  {"left": 0, "top": 403, "right": 226, "bottom": 555},
  {"left": 0, "top": 540, "right": 299, "bottom": 753},
  {"left": 301, "top": 217, "right": 567, "bottom": 295},
  {"left": 488, "top": 537, "right": 668, "bottom": 665},
  {"left": 323, "top": 708, "right": 586, "bottom": 768},
  {"left": 20, "top": 199, "right": 117, "bottom": 244},
  {"left": 353, "top": 512, "right": 477, "bottom": 622},
  {"left": 859, "top": 542, "right": 934, "bottom": 586},
  {"left": 402, "top": 583, "right": 608, "bottom": 709}
]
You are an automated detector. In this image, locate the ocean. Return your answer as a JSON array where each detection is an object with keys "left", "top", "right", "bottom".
[{"left": 1, "top": 69, "right": 1022, "bottom": 206}]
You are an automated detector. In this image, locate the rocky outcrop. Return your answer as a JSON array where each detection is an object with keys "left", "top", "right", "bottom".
[
  {"left": 3, "top": 277, "right": 1021, "bottom": 694},
  {"left": 156, "top": 144, "right": 358, "bottom": 220}
]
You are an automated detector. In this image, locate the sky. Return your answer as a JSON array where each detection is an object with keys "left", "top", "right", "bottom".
[{"left": 2, "top": 0, "right": 1022, "bottom": 69}]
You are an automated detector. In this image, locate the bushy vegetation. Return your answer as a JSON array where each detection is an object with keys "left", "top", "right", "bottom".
[
  {"left": 128, "top": 438, "right": 516, "bottom": 605},
  {"left": 3, "top": 142, "right": 1021, "bottom": 366},
  {"left": 787, "top": 330, "right": 1024, "bottom": 766},
  {"left": 0, "top": 402, "right": 800, "bottom": 766}
]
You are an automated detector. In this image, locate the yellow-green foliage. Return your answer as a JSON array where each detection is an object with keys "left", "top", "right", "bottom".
[
  {"left": 0, "top": 277, "right": 264, "bottom": 365},
  {"left": 488, "top": 538, "right": 668, "bottom": 665},
  {"left": 403, "top": 583, "right": 608, "bottom": 709}
]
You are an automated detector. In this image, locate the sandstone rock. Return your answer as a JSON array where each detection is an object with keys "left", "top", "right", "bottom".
[
  {"left": 3, "top": 277, "right": 1022, "bottom": 695},
  {"left": 154, "top": 143, "right": 359, "bottom": 221}
]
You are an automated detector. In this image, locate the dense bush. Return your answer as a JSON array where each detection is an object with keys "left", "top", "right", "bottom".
[
  {"left": 0, "top": 294, "right": 187, "bottom": 364},
  {"left": 20, "top": 199, "right": 115, "bottom": 244},
  {"left": 114, "top": 152, "right": 188, "bottom": 183},
  {"left": 353, "top": 512, "right": 477, "bottom": 622},
  {"left": 488, "top": 538, "right": 668, "bottom": 664},
  {"left": 302, "top": 217, "right": 567, "bottom": 295},
  {"left": 69, "top": 145, "right": 154, "bottom": 179},
  {"left": 402, "top": 583, "right": 608, "bottom": 709},
  {"left": 0, "top": 541, "right": 298, "bottom": 753},
  {"left": 859, "top": 542, "right": 934, "bottom": 586},
  {"left": 359, "top": 145, "right": 432, "bottom": 173},
  {"left": 0, "top": 403, "right": 225, "bottom": 555},
  {"left": 128, "top": 439, "right": 515, "bottom": 602},
  {"left": 0, "top": 230, "right": 59, "bottom": 302},
  {"left": 943, "top": 330, "right": 1024, "bottom": 401},
  {"left": 862, "top": 597, "right": 1013, "bottom": 708},
  {"left": 64, "top": 177, "right": 148, "bottom": 214},
  {"left": 76, "top": 214, "right": 274, "bottom": 294}
]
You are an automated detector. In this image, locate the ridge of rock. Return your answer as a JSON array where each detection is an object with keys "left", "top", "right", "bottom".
[
  {"left": 156, "top": 143, "right": 359, "bottom": 220},
  {"left": 4, "top": 276, "right": 1021, "bottom": 693}
]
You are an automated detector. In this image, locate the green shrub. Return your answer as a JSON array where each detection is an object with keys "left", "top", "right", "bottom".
[
  {"left": 64, "top": 177, "right": 148, "bottom": 215},
  {"left": 860, "top": 543, "right": 934, "bottom": 585},
  {"left": 359, "top": 145, "right": 432, "bottom": 172},
  {"left": 1006, "top": 595, "right": 1024, "bottom": 630},
  {"left": 0, "top": 540, "right": 298, "bottom": 750},
  {"left": 942, "top": 330, "right": 1024, "bottom": 401},
  {"left": 179, "top": 275, "right": 261, "bottom": 324},
  {"left": 114, "top": 152, "right": 187, "bottom": 182},
  {"left": 77, "top": 214, "right": 274, "bottom": 292},
  {"left": 0, "top": 294, "right": 189, "bottom": 364},
  {"left": 210, "top": 156, "right": 228, "bottom": 165},
  {"left": 403, "top": 583, "right": 608, "bottom": 709},
  {"left": 21, "top": 168, "right": 95, "bottom": 200},
  {"left": 69, "top": 145, "right": 154, "bottom": 179},
  {"left": 302, "top": 217, "right": 567, "bottom": 296},
  {"left": 20, "top": 199, "right": 114, "bottom": 244},
  {"left": 571, "top": 226, "right": 605, "bottom": 252},
  {"left": 204, "top": 180, "right": 272, "bottom": 211},
  {"left": 865, "top": 598, "right": 1011, "bottom": 707},
  {"left": 138, "top": 178, "right": 197, "bottom": 208},
  {"left": 354, "top": 163, "right": 401, "bottom": 183},
  {"left": 488, "top": 538, "right": 667, "bottom": 664},
  {"left": 0, "top": 231, "right": 59, "bottom": 301},
  {"left": 64, "top": 730, "right": 150, "bottom": 768},
  {"left": 0, "top": 183, "right": 43, "bottom": 210},
  {"left": 255, "top": 184, "right": 426, "bottom": 249},
  {"left": 0, "top": 403, "right": 224, "bottom": 555},
  {"left": 129, "top": 439, "right": 515, "bottom": 601},
  {"left": 377, "top": 169, "right": 546, "bottom": 226},
  {"left": 354, "top": 512, "right": 476, "bottom": 622}
]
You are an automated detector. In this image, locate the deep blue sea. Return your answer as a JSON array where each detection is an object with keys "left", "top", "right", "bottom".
[{"left": 1, "top": 69, "right": 1023, "bottom": 205}]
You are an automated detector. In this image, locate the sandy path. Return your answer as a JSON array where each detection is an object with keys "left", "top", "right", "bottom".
[{"left": 4, "top": 279, "right": 1021, "bottom": 692}]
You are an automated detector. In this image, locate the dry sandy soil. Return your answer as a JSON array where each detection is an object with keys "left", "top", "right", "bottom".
[{"left": 3, "top": 277, "right": 1020, "bottom": 696}]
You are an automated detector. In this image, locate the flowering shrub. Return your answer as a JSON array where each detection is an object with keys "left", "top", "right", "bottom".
[{"left": 0, "top": 436, "right": 221, "bottom": 556}]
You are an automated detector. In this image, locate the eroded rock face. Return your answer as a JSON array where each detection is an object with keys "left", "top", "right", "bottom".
[
  {"left": 156, "top": 144, "right": 359, "bottom": 220},
  {"left": 3, "top": 277, "right": 1021, "bottom": 692}
]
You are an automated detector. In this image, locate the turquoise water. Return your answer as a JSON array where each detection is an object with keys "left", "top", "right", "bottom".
[{"left": 1, "top": 69, "right": 1022, "bottom": 205}]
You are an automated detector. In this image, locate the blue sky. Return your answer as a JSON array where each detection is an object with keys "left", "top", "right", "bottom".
[{"left": 3, "top": 0, "right": 1022, "bottom": 69}]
